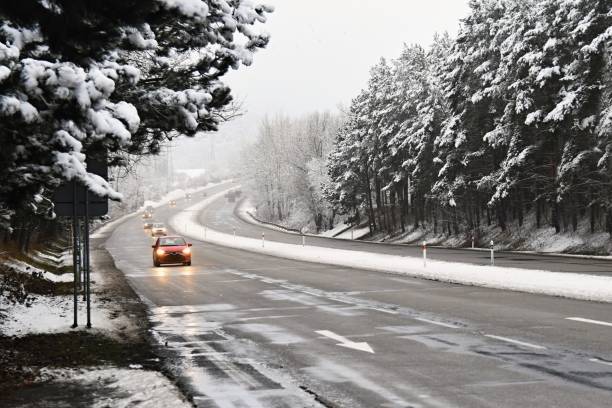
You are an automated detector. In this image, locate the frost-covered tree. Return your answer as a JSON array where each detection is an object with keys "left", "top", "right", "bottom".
[
  {"left": 0, "top": 0, "right": 272, "bottom": 228},
  {"left": 243, "top": 112, "right": 342, "bottom": 231},
  {"left": 326, "top": 0, "right": 612, "bottom": 242}
]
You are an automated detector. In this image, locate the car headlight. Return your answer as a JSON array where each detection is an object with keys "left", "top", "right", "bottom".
[
  {"left": 156, "top": 248, "right": 165, "bottom": 256},
  {"left": 182, "top": 247, "right": 191, "bottom": 255}
]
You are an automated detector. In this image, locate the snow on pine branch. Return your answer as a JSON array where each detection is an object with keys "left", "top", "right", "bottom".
[{"left": 0, "top": 0, "right": 272, "bottom": 225}]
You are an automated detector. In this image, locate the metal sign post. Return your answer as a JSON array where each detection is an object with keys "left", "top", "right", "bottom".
[
  {"left": 71, "top": 180, "right": 79, "bottom": 328},
  {"left": 53, "top": 155, "right": 108, "bottom": 329},
  {"left": 84, "top": 189, "right": 91, "bottom": 328}
]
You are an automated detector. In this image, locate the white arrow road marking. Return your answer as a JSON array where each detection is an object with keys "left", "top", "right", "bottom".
[
  {"left": 316, "top": 330, "right": 375, "bottom": 353},
  {"left": 566, "top": 317, "right": 612, "bottom": 328}
]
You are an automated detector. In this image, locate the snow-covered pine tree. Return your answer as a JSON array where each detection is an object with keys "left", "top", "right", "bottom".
[
  {"left": 434, "top": 0, "right": 510, "bottom": 232},
  {"left": 401, "top": 34, "right": 452, "bottom": 233},
  {"left": 0, "top": 0, "right": 272, "bottom": 228},
  {"left": 381, "top": 44, "right": 429, "bottom": 233},
  {"left": 326, "top": 93, "right": 374, "bottom": 231}
]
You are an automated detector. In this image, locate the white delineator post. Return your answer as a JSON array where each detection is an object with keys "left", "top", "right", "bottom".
[
  {"left": 262, "top": 232, "right": 265, "bottom": 248},
  {"left": 351, "top": 229, "right": 354, "bottom": 240},
  {"left": 422, "top": 241, "right": 427, "bottom": 268},
  {"left": 490, "top": 240, "right": 495, "bottom": 266},
  {"left": 302, "top": 235, "right": 305, "bottom": 247},
  {"left": 472, "top": 233, "right": 475, "bottom": 249},
  {"left": 233, "top": 228, "right": 236, "bottom": 239}
]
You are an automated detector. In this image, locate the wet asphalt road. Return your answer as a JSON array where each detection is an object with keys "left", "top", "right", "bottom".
[{"left": 101, "top": 185, "right": 612, "bottom": 407}]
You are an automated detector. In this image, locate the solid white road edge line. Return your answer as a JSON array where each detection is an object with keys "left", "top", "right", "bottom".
[
  {"left": 566, "top": 317, "right": 612, "bottom": 327},
  {"left": 484, "top": 335, "right": 547, "bottom": 350}
]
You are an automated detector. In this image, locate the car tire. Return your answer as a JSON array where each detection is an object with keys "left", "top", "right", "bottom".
[
  {"left": 184, "top": 261, "right": 191, "bottom": 266},
  {"left": 154, "top": 259, "right": 160, "bottom": 267}
]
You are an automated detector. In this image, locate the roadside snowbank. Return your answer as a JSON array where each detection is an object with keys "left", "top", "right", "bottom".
[
  {"left": 335, "top": 225, "right": 371, "bottom": 240},
  {"left": 171, "top": 190, "right": 612, "bottom": 303},
  {"left": 31, "top": 249, "right": 72, "bottom": 268},
  {"left": 236, "top": 199, "right": 301, "bottom": 234},
  {"left": 237, "top": 198, "right": 370, "bottom": 239},
  {"left": 3, "top": 258, "right": 72, "bottom": 283},
  {"left": 0, "top": 294, "right": 130, "bottom": 337},
  {"left": 91, "top": 180, "right": 233, "bottom": 238},
  {"left": 41, "top": 367, "right": 191, "bottom": 408}
]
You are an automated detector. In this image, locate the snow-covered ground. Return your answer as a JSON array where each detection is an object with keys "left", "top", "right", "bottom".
[
  {"left": 40, "top": 367, "right": 191, "bottom": 408},
  {"left": 381, "top": 211, "right": 612, "bottom": 255},
  {"left": 0, "top": 253, "right": 133, "bottom": 337},
  {"left": 30, "top": 249, "right": 72, "bottom": 268},
  {"left": 171, "top": 189, "right": 612, "bottom": 303},
  {"left": 2, "top": 258, "right": 72, "bottom": 283},
  {"left": 0, "top": 294, "right": 133, "bottom": 337},
  {"left": 238, "top": 198, "right": 370, "bottom": 239},
  {"left": 236, "top": 199, "right": 301, "bottom": 234},
  {"left": 0, "top": 230, "right": 189, "bottom": 406},
  {"left": 319, "top": 222, "right": 350, "bottom": 237},
  {"left": 335, "top": 225, "right": 371, "bottom": 240}
]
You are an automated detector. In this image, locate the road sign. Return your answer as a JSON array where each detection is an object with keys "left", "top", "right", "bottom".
[{"left": 53, "top": 157, "right": 109, "bottom": 216}]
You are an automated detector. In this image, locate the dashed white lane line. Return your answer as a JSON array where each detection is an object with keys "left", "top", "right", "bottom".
[
  {"left": 484, "top": 335, "right": 547, "bottom": 350},
  {"left": 566, "top": 317, "right": 612, "bottom": 328},
  {"left": 589, "top": 358, "right": 612, "bottom": 367},
  {"left": 369, "top": 307, "right": 399, "bottom": 315},
  {"left": 414, "top": 317, "right": 459, "bottom": 329}
]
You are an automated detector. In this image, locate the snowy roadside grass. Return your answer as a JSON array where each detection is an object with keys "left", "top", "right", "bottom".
[
  {"left": 173, "top": 190, "right": 612, "bottom": 303},
  {"left": 3, "top": 258, "right": 72, "bottom": 283},
  {"left": 0, "top": 294, "right": 131, "bottom": 337},
  {"left": 39, "top": 367, "right": 191, "bottom": 408},
  {"left": 0, "top": 240, "right": 189, "bottom": 407}
]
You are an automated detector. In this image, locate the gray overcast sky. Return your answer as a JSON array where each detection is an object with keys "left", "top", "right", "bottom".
[
  {"left": 176, "top": 0, "right": 471, "bottom": 168},
  {"left": 223, "top": 0, "right": 471, "bottom": 132}
]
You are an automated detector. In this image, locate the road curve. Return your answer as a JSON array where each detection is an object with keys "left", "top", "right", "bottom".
[{"left": 100, "top": 190, "right": 612, "bottom": 408}]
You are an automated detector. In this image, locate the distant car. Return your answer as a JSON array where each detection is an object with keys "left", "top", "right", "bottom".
[
  {"left": 152, "top": 236, "right": 192, "bottom": 267},
  {"left": 186, "top": 193, "right": 192, "bottom": 200},
  {"left": 143, "top": 221, "right": 154, "bottom": 229},
  {"left": 169, "top": 200, "right": 177, "bottom": 208},
  {"left": 151, "top": 222, "right": 167, "bottom": 237},
  {"left": 142, "top": 211, "right": 153, "bottom": 219}
]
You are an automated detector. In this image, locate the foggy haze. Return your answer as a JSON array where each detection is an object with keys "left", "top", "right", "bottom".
[{"left": 173, "top": 0, "right": 471, "bottom": 171}]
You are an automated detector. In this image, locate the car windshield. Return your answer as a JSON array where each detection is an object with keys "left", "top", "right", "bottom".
[
  {"left": 153, "top": 223, "right": 164, "bottom": 228},
  {"left": 159, "top": 237, "right": 186, "bottom": 246}
]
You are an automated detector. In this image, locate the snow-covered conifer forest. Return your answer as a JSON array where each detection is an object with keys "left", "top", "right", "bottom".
[
  {"left": 242, "top": 0, "right": 612, "bottom": 251},
  {"left": 0, "top": 0, "right": 272, "bottom": 235}
]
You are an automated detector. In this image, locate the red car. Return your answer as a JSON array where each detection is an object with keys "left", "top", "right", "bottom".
[{"left": 152, "top": 236, "right": 192, "bottom": 267}]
